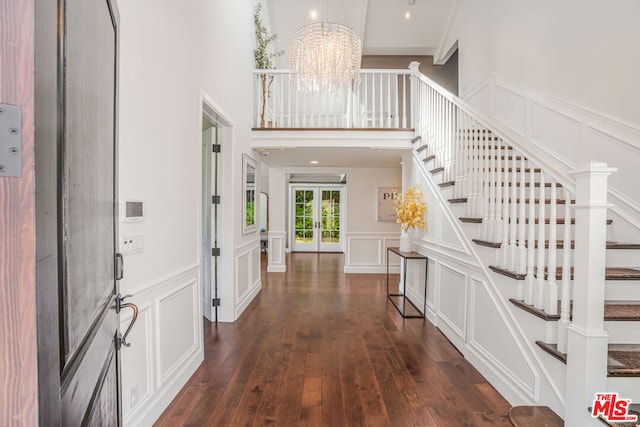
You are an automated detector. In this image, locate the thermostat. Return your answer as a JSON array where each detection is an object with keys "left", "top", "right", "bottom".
[{"left": 122, "top": 200, "right": 144, "bottom": 222}]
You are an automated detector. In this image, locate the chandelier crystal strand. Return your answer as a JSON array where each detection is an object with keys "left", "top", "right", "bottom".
[{"left": 290, "top": 22, "right": 362, "bottom": 92}]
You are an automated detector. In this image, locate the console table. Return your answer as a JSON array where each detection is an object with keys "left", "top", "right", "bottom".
[{"left": 386, "top": 247, "right": 428, "bottom": 318}]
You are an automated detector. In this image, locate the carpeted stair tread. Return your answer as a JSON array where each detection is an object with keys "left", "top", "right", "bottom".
[
  {"left": 416, "top": 144, "right": 428, "bottom": 152},
  {"left": 449, "top": 197, "right": 574, "bottom": 204},
  {"left": 430, "top": 166, "right": 445, "bottom": 174},
  {"left": 490, "top": 266, "right": 640, "bottom": 280},
  {"left": 593, "top": 404, "right": 640, "bottom": 427},
  {"left": 472, "top": 240, "right": 640, "bottom": 250},
  {"left": 536, "top": 342, "right": 640, "bottom": 377},
  {"left": 510, "top": 299, "right": 640, "bottom": 321},
  {"left": 423, "top": 154, "right": 435, "bottom": 162}
]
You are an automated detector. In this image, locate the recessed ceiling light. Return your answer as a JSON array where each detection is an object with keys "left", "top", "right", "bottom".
[
  {"left": 405, "top": 11, "right": 411, "bottom": 20},
  {"left": 310, "top": 9, "right": 318, "bottom": 19},
  {"left": 310, "top": 160, "right": 319, "bottom": 164}
]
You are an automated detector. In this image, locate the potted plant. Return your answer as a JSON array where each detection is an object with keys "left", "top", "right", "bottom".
[
  {"left": 393, "top": 185, "right": 427, "bottom": 252},
  {"left": 253, "top": 4, "right": 284, "bottom": 128}
]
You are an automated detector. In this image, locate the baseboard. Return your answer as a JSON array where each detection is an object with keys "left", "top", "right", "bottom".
[
  {"left": 464, "top": 341, "right": 536, "bottom": 406},
  {"left": 343, "top": 265, "right": 400, "bottom": 274},
  {"left": 267, "top": 265, "right": 286, "bottom": 273},
  {"left": 124, "top": 344, "right": 204, "bottom": 427}
]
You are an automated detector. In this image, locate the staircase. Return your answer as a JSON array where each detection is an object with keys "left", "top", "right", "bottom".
[{"left": 408, "top": 63, "right": 640, "bottom": 426}]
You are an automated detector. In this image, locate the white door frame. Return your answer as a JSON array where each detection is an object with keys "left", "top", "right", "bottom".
[{"left": 199, "top": 92, "right": 233, "bottom": 322}]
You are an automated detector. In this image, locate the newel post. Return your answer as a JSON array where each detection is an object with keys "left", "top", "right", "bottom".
[
  {"left": 408, "top": 61, "right": 420, "bottom": 130},
  {"left": 564, "top": 162, "right": 616, "bottom": 427}
]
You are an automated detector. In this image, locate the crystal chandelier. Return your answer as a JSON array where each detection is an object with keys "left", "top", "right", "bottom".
[{"left": 290, "top": 21, "right": 362, "bottom": 92}]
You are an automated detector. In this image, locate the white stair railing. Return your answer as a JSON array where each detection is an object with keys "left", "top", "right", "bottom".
[
  {"left": 253, "top": 69, "right": 411, "bottom": 129},
  {"left": 409, "top": 63, "right": 614, "bottom": 421}
]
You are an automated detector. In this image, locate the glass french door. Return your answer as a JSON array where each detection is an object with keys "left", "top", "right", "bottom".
[{"left": 291, "top": 186, "right": 344, "bottom": 252}]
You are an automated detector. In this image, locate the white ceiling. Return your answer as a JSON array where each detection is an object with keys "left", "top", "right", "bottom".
[
  {"left": 265, "top": 0, "right": 456, "bottom": 65},
  {"left": 255, "top": 146, "right": 407, "bottom": 168}
]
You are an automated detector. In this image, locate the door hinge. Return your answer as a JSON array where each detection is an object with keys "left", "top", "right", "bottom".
[
  {"left": 212, "top": 195, "right": 220, "bottom": 204},
  {"left": 212, "top": 298, "right": 221, "bottom": 307},
  {"left": 212, "top": 247, "right": 220, "bottom": 256},
  {"left": 0, "top": 104, "right": 23, "bottom": 177},
  {"left": 212, "top": 144, "right": 221, "bottom": 153}
]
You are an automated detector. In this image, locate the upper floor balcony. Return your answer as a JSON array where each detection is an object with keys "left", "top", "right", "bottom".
[{"left": 251, "top": 68, "right": 416, "bottom": 153}]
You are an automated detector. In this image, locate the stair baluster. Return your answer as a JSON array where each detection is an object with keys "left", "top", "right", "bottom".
[
  {"left": 517, "top": 157, "right": 527, "bottom": 275},
  {"left": 557, "top": 187, "right": 573, "bottom": 353},
  {"left": 525, "top": 160, "right": 537, "bottom": 305},
  {"left": 481, "top": 130, "right": 490, "bottom": 240},
  {"left": 535, "top": 173, "right": 547, "bottom": 309},
  {"left": 507, "top": 152, "right": 518, "bottom": 270},
  {"left": 488, "top": 139, "right": 497, "bottom": 242},
  {"left": 546, "top": 182, "right": 559, "bottom": 315},
  {"left": 495, "top": 142, "right": 504, "bottom": 245},
  {"left": 501, "top": 141, "right": 510, "bottom": 267}
]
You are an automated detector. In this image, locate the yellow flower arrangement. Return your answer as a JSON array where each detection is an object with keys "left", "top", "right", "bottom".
[{"left": 393, "top": 185, "right": 427, "bottom": 231}]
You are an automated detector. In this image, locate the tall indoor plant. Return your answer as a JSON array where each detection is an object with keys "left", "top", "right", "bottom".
[{"left": 253, "top": 4, "right": 283, "bottom": 128}]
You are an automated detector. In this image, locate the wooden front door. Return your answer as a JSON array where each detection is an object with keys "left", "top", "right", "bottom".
[{"left": 35, "top": 0, "right": 127, "bottom": 424}]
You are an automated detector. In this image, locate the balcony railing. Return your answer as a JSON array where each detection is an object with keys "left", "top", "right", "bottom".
[{"left": 252, "top": 69, "right": 412, "bottom": 130}]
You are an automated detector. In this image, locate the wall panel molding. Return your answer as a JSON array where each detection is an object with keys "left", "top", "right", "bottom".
[
  {"left": 267, "top": 231, "right": 286, "bottom": 272},
  {"left": 156, "top": 279, "right": 200, "bottom": 386},
  {"left": 344, "top": 232, "right": 401, "bottom": 274},
  {"left": 121, "top": 265, "right": 203, "bottom": 427}
]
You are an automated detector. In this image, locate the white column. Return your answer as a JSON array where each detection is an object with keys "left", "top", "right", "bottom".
[
  {"left": 564, "top": 162, "right": 616, "bottom": 427},
  {"left": 267, "top": 167, "right": 288, "bottom": 273}
]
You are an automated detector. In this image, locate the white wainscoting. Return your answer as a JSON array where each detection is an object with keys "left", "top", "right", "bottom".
[
  {"left": 465, "top": 73, "right": 640, "bottom": 231},
  {"left": 435, "top": 262, "right": 468, "bottom": 352},
  {"left": 267, "top": 230, "right": 286, "bottom": 273},
  {"left": 121, "top": 265, "right": 203, "bottom": 427},
  {"left": 466, "top": 277, "right": 537, "bottom": 404},
  {"left": 235, "top": 241, "right": 262, "bottom": 318},
  {"left": 344, "top": 232, "right": 401, "bottom": 273}
]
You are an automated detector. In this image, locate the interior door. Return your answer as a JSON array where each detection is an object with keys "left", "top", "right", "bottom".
[
  {"left": 291, "top": 186, "right": 344, "bottom": 252},
  {"left": 201, "top": 125, "right": 220, "bottom": 322},
  {"left": 292, "top": 187, "right": 317, "bottom": 251},
  {"left": 35, "top": 0, "right": 125, "bottom": 424},
  {"left": 318, "top": 188, "right": 343, "bottom": 252}
]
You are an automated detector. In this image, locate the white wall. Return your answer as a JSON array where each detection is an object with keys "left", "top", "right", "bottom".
[
  {"left": 438, "top": 0, "right": 640, "bottom": 235},
  {"left": 452, "top": 0, "right": 640, "bottom": 129},
  {"left": 344, "top": 167, "right": 403, "bottom": 273},
  {"left": 117, "top": 0, "right": 263, "bottom": 425}
]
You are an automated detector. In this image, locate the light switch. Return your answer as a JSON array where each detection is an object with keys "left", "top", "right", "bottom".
[{"left": 121, "top": 234, "right": 144, "bottom": 255}]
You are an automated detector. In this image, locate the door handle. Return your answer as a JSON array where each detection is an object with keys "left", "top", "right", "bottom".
[
  {"left": 115, "top": 253, "right": 124, "bottom": 280},
  {"left": 116, "top": 294, "right": 138, "bottom": 348}
]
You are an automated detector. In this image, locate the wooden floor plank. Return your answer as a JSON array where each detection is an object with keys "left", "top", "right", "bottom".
[{"left": 154, "top": 253, "right": 511, "bottom": 426}]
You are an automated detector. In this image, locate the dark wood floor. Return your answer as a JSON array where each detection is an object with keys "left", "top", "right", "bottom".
[{"left": 155, "top": 253, "right": 511, "bottom": 426}]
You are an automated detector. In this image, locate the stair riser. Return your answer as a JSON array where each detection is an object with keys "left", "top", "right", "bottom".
[
  {"left": 511, "top": 306, "right": 558, "bottom": 343},
  {"left": 606, "top": 250, "right": 640, "bottom": 266},
  {"left": 605, "top": 281, "right": 640, "bottom": 301},
  {"left": 607, "top": 377, "right": 640, "bottom": 402},
  {"left": 606, "top": 322, "right": 640, "bottom": 344}
]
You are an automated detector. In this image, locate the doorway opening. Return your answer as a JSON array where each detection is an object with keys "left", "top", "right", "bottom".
[{"left": 200, "top": 95, "right": 232, "bottom": 323}]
